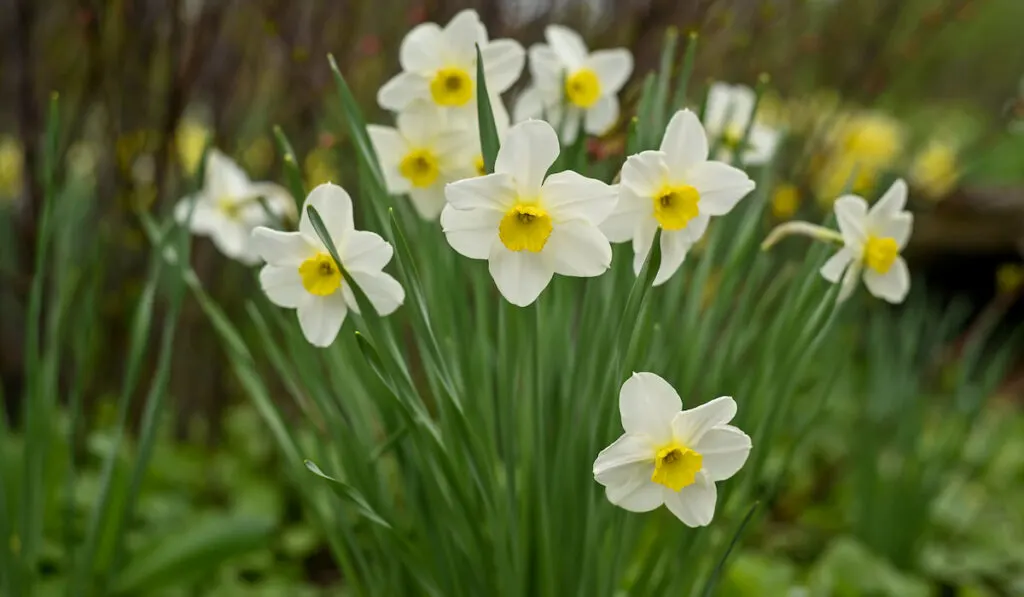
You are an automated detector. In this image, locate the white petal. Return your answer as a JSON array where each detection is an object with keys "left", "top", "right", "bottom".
[
  {"left": 619, "top": 372, "right": 681, "bottom": 442},
  {"left": 680, "top": 212, "right": 710, "bottom": 244},
  {"left": 259, "top": 265, "right": 305, "bottom": 308},
  {"left": 341, "top": 230, "right": 393, "bottom": 273},
  {"left": 481, "top": 39, "right": 525, "bottom": 94},
  {"left": 583, "top": 94, "right": 618, "bottom": 136},
  {"left": 660, "top": 109, "right": 709, "bottom": 173},
  {"left": 377, "top": 72, "right": 429, "bottom": 112},
  {"left": 248, "top": 183, "right": 297, "bottom": 219},
  {"left": 557, "top": 106, "right": 582, "bottom": 145},
  {"left": 251, "top": 227, "right": 315, "bottom": 266},
  {"left": 396, "top": 103, "right": 445, "bottom": 147},
  {"left": 495, "top": 120, "right": 560, "bottom": 198},
  {"left": 513, "top": 86, "right": 544, "bottom": 122},
  {"left": 863, "top": 257, "right": 910, "bottom": 304},
  {"left": 603, "top": 463, "right": 664, "bottom": 513},
  {"left": 487, "top": 244, "right": 554, "bottom": 307},
  {"left": 527, "top": 44, "right": 564, "bottom": 91},
  {"left": 297, "top": 293, "right": 348, "bottom": 347},
  {"left": 875, "top": 212, "right": 913, "bottom": 250},
  {"left": 593, "top": 434, "right": 656, "bottom": 483},
  {"left": 834, "top": 194, "right": 869, "bottom": 250},
  {"left": 868, "top": 178, "right": 908, "bottom": 220},
  {"left": 347, "top": 270, "right": 405, "bottom": 316},
  {"left": 541, "top": 170, "right": 617, "bottom": 224},
  {"left": 663, "top": 471, "right": 717, "bottom": 527},
  {"left": 621, "top": 151, "right": 668, "bottom": 199},
  {"left": 409, "top": 186, "right": 448, "bottom": 220},
  {"left": 654, "top": 229, "right": 691, "bottom": 286},
  {"left": 688, "top": 161, "right": 755, "bottom": 216},
  {"left": 693, "top": 425, "right": 752, "bottom": 482},
  {"left": 300, "top": 183, "right": 355, "bottom": 247},
  {"left": 544, "top": 220, "right": 611, "bottom": 277},
  {"left": 631, "top": 218, "right": 658, "bottom": 276},
  {"left": 820, "top": 247, "right": 853, "bottom": 284},
  {"left": 742, "top": 125, "right": 780, "bottom": 166},
  {"left": 442, "top": 9, "right": 484, "bottom": 66},
  {"left": 175, "top": 196, "right": 221, "bottom": 235},
  {"left": 445, "top": 173, "right": 517, "bottom": 211},
  {"left": 703, "top": 83, "right": 754, "bottom": 134},
  {"left": 586, "top": 49, "right": 632, "bottom": 93},
  {"left": 399, "top": 22, "right": 444, "bottom": 73},
  {"left": 545, "top": 24, "right": 588, "bottom": 69},
  {"left": 670, "top": 396, "right": 737, "bottom": 446},
  {"left": 838, "top": 260, "right": 863, "bottom": 303},
  {"left": 204, "top": 149, "right": 251, "bottom": 198},
  {"left": 209, "top": 221, "right": 251, "bottom": 261},
  {"left": 367, "top": 125, "right": 412, "bottom": 194},
  {"left": 600, "top": 190, "right": 648, "bottom": 243},
  {"left": 441, "top": 204, "right": 500, "bottom": 259}
]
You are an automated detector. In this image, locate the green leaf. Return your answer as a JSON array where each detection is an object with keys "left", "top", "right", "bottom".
[
  {"left": 475, "top": 43, "right": 500, "bottom": 173},
  {"left": 304, "top": 460, "right": 393, "bottom": 529},
  {"left": 110, "top": 516, "right": 275, "bottom": 595},
  {"left": 272, "top": 125, "right": 307, "bottom": 214},
  {"left": 700, "top": 502, "right": 760, "bottom": 597},
  {"left": 326, "top": 54, "right": 385, "bottom": 189},
  {"left": 672, "top": 31, "right": 700, "bottom": 111}
]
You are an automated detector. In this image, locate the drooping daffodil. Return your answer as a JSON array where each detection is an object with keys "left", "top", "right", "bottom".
[
  {"left": 593, "top": 372, "right": 752, "bottom": 527},
  {"left": 369, "top": 104, "right": 477, "bottom": 219},
  {"left": 820, "top": 178, "right": 913, "bottom": 304},
  {"left": 251, "top": 183, "right": 405, "bottom": 347},
  {"left": 602, "top": 109, "right": 756, "bottom": 285},
  {"left": 377, "top": 9, "right": 524, "bottom": 123},
  {"left": 513, "top": 25, "right": 632, "bottom": 144},
  {"left": 704, "top": 82, "right": 780, "bottom": 166},
  {"left": 174, "top": 149, "right": 295, "bottom": 264},
  {"left": 441, "top": 119, "right": 616, "bottom": 307}
]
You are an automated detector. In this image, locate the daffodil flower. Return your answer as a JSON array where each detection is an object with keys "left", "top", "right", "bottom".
[
  {"left": 704, "top": 83, "right": 780, "bottom": 166},
  {"left": 441, "top": 119, "right": 616, "bottom": 307},
  {"left": 513, "top": 25, "right": 632, "bottom": 144},
  {"left": 377, "top": 9, "right": 524, "bottom": 122},
  {"left": 251, "top": 183, "right": 405, "bottom": 347},
  {"left": 369, "top": 104, "right": 476, "bottom": 219},
  {"left": 593, "top": 372, "right": 752, "bottom": 527},
  {"left": 602, "top": 109, "right": 756, "bottom": 285},
  {"left": 174, "top": 149, "right": 295, "bottom": 264},
  {"left": 821, "top": 179, "right": 913, "bottom": 304}
]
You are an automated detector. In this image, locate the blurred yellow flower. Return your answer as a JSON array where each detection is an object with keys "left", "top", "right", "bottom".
[
  {"left": 304, "top": 147, "right": 339, "bottom": 188},
  {"left": 771, "top": 183, "right": 801, "bottom": 219},
  {"left": 909, "top": 140, "right": 959, "bottom": 199},
  {"left": 834, "top": 112, "right": 903, "bottom": 163},
  {"left": 176, "top": 120, "right": 211, "bottom": 176},
  {"left": 0, "top": 136, "right": 24, "bottom": 199},
  {"left": 814, "top": 155, "right": 880, "bottom": 205},
  {"left": 996, "top": 263, "right": 1024, "bottom": 296},
  {"left": 242, "top": 135, "right": 275, "bottom": 176}
]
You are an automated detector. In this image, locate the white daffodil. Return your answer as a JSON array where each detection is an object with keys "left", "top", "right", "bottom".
[
  {"left": 174, "top": 149, "right": 295, "bottom": 264},
  {"left": 377, "top": 9, "right": 524, "bottom": 122},
  {"left": 704, "top": 83, "right": 780, "bottom": 166},
  {"left": 820, "top": 179, "right": 913, "bottom": 304},
  {"left": 369, "top": 104, "right": 477, "bottom": 219},
  {"left": 513, "top": 25, "right": 632, "bottom": 144},
  {"left": 602, "top": 109, "right": 755, "bottom": 285},
  {"left": 593, "top": 372, "right": 752, "bottom": 527},
  {"left": 251, "top": 183, "right": 405, "bottom": 347},
  {"left": 441, "top": 119, "right": 616, "bottom": 307}
]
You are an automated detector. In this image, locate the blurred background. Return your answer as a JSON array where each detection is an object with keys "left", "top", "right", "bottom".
[{"left": 2, "top": 0, "right": 1024, "bottom": 594}]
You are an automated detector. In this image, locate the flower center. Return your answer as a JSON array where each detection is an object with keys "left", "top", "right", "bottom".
[
  {"left": 565, "top": 68, "right": 601, "bottom": 109},
  {"left": 217, "top": 197, "right": 244, "bottom": 220},
  {"left": 721, "top": 125, "right": 744, "bottom": 151},
  {"left": 651, "top": 443, "right": 703, "bottom": 492},
  {"left": 474, "top": 154, "right": 487, "bottom": 177},
  {"left": 498, "top": 204, "right": 553, "bottom": 253},
  {"left": 652, "top": 184, "right": 700, "bottom": 231},
  {"left": 864, "top": 235, "right": 898, "bottom": 274},
  {"left": 399, "top": 148, "right": 440, "bottom": 188},
  {"left": 298, "top": 252, "right": 342, "bottom": 296},
  {"left": 430, "top": 67, "right": 473, "bottom": 107}
]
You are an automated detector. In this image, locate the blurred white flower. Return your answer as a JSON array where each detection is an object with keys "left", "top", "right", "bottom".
[
  {"left": 441, "top": 119, "right": 615, "bottom": 306},
  {"left": 174, "top": 149, "right": 295, "bottom": 264},
  {"left": 251, "top": 183, "right": 405, "bottom": 347},
  {"left": 602, "top": 109, "right": 755, "bottom": 285},
  {"left": 513, "top": 25, "right": 633, "bottom": 144},
  {"left": 369, "top": 104, "right": 476, "bottom": 219},
  {"left": 593, "top": 372, "right": 752, "bottom": 527},
  {"left": 377, "top": 9, "right": 524, "bottom": 122},
  {"left": 820, "top": 179, "right": 913, "bottom": 304},
  {"left": 704, "top": 83, "right": 779, "bottom": 166}
]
